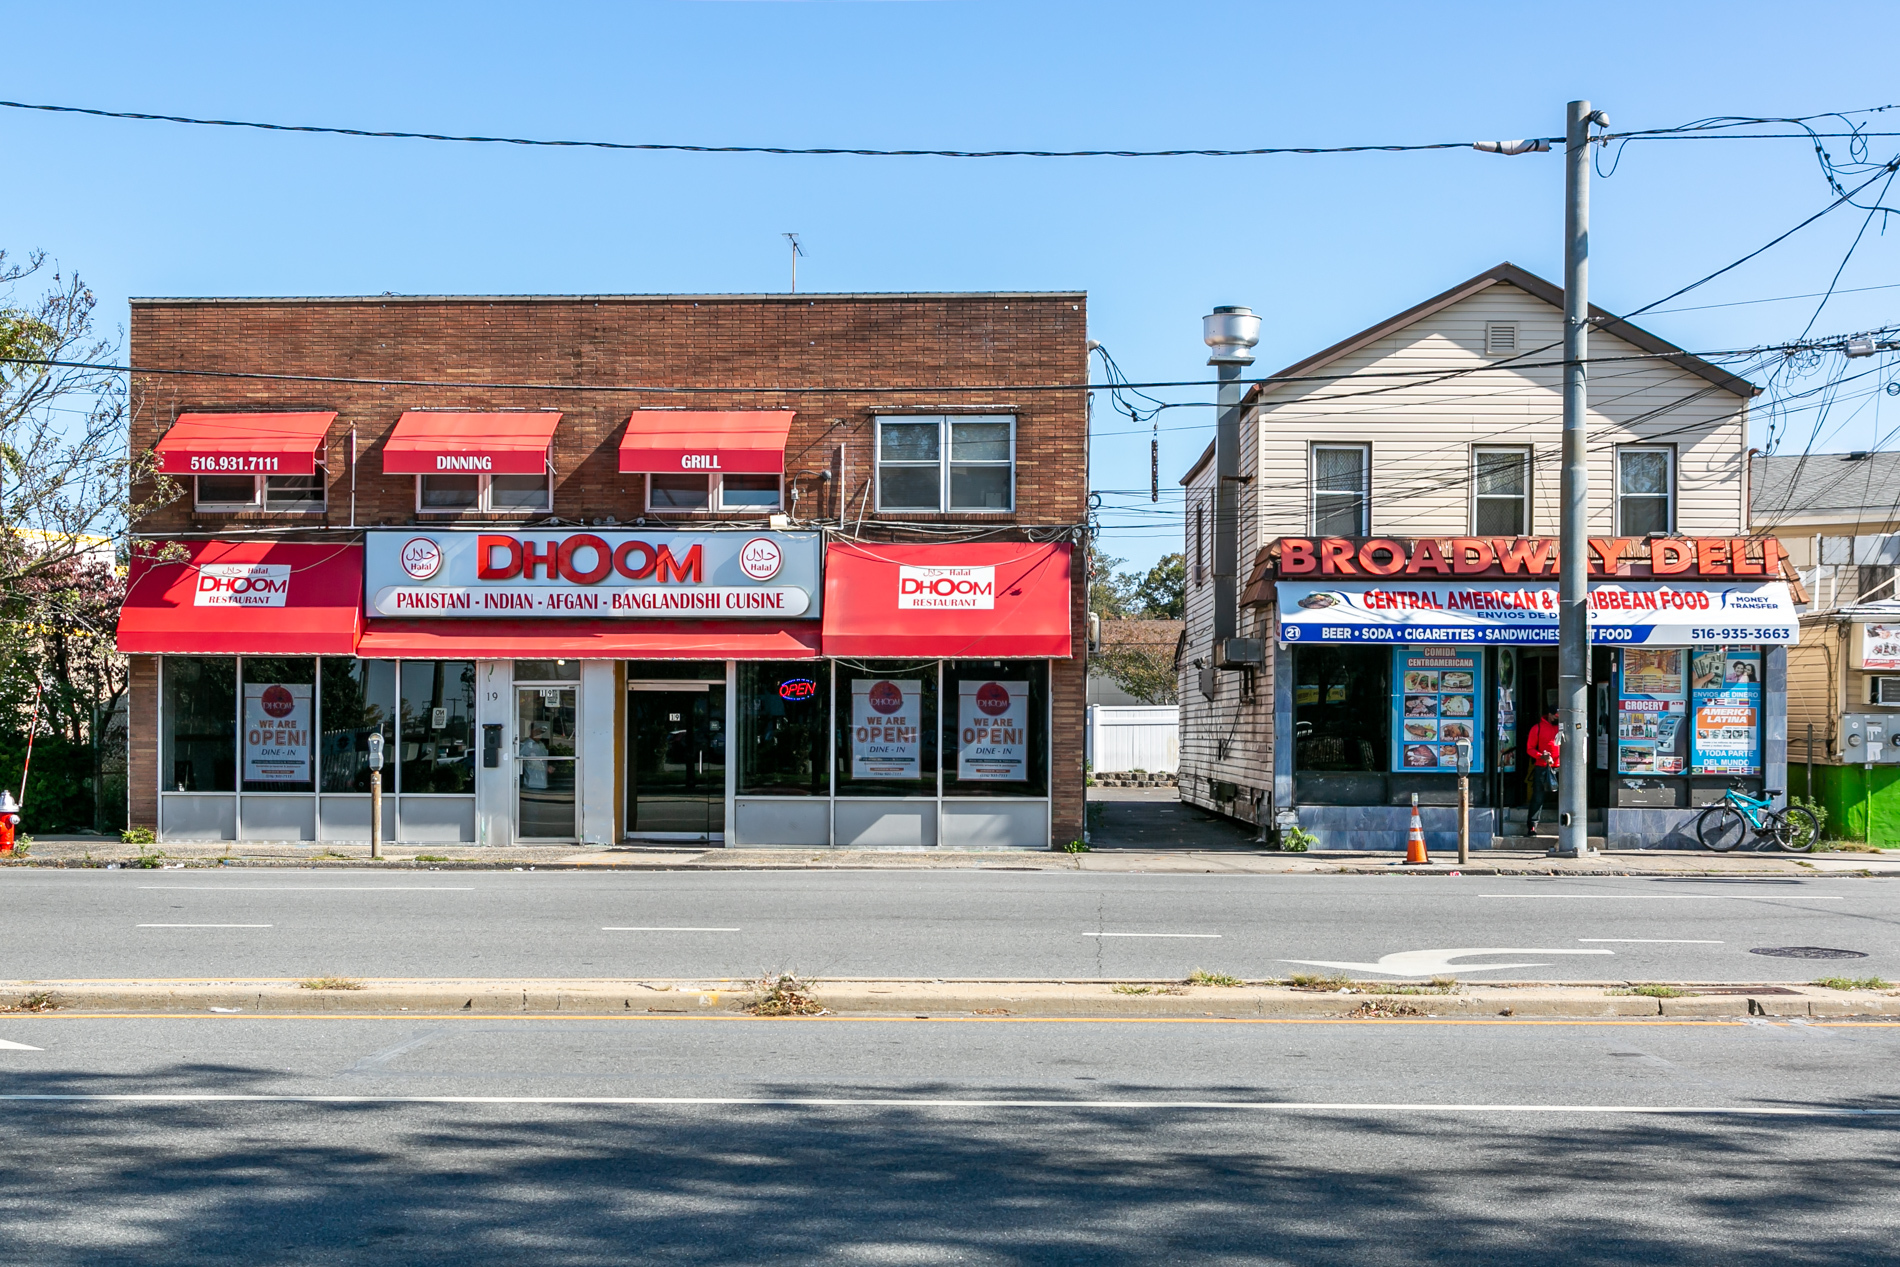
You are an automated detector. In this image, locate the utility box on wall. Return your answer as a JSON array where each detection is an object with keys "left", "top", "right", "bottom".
[{"left": 1842, "top": 713, "right": 1900, "bottom": 763}]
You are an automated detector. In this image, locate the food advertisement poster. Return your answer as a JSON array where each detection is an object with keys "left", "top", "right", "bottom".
[
  {"left": 957, "top": 680, "right": 1028, "bottom": 781},
  {"left": 1390, "top": 648, "right": 1483, "bottom": 773},
  {"left": 1497, "top": 649, "right": 1517, "bottom": 773},
  {"left": 1617, "top": 649, "right": 1687, "bottom": 775},
  {"left": 1689, "top": 647, "right": 1762, "bottom": 776},
  {"left": 243, "top": 682, "right": 313, "bottom": 784},
  {"left": 851, "top": 679, "right": 922, "bottom": 779}
]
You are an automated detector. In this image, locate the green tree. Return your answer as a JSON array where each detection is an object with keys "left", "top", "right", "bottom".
[
  {"left": 1087, "top": 546, "right": 1137, "bottom": 619},
  {"left": 1134, "top": 552, "right": 1186, "bottom": 619}
]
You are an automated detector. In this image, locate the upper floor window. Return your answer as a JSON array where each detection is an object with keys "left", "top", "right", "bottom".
[
  {"left": 1617, "top": 446, "right": 1674, "bottom": 536},
  {"left": 194, "top": 469, "right": 326, "bottom": 513},
  {"left": 417, "top": 472, "right": 551, "bottom": 516},
  {"left": 876, "top": 415, "right": 1015, "bottom": 513},
  {"left": 647, "top": 473, "right": 783, "bottom": 514},
  {"left": 1472, "top": 447, "right": 1531, "bottom": 535},
  {"left": 1311, "top": 444, "right": 1369, "bottom": 536}
]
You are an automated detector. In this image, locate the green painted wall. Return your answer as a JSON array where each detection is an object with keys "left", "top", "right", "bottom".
[{"left": 1789, "top": 763, "right": 1900, "bottom": 845}]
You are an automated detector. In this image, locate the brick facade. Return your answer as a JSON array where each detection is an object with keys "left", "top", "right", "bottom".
[{"left": 127, "top": 292, "right": 1089, "bottom": 846}]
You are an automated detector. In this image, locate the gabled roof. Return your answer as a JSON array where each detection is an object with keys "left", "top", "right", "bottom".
[
  {"left": 1752, "top": 451, "right": 1900, "bottom": 527},
  {"left": 1242, "top": 262, "right": 1761, "bottom": 407}
]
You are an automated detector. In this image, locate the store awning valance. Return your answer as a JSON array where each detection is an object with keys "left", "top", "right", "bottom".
[
  {"left": 355, "top": 619, "right": 821, "bottom": 659},
  {"left": 821, "top": 542, "right": 1073, "bottom": 659},
  {"left": 118, "top": 541, "right": 364, "bottom": 655},
  {"left": 381, "top": 412, "right": 561, "bottom": 476},
  {"left": 618, "top": 411, "right": 793, "bottom": 475},
  {"left": 1274, "top": 579, "right": 1800, "bottom": 646},
  {"left": 153, "top": 412, "right": 336, "bottom": 476}
]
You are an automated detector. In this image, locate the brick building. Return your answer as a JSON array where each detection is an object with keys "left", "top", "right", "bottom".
[{"left": 120, "top": 292, "right": 1087, "bottom": 849}]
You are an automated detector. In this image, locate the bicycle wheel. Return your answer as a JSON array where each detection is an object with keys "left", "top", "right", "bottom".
[
  {"left": 1770, "top": 806, "right": 1821, "bottom": 853},
  {"left": 1697, "top": 805, "right": 1749, "bottom": 852}
]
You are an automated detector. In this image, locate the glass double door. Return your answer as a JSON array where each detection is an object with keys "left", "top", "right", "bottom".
[
  {"left": 517, "top": 686, "right": 577, "bottom": 840},
  {"left": 627, "top": 684, "right": 725, "bottom": 839}
]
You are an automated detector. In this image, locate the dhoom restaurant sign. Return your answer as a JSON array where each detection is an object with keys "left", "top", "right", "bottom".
[{"left": 363, "top": 529, "right": 823, "bottom": 619}]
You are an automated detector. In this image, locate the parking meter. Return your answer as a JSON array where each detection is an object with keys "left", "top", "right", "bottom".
[{"left": 366, "top": 732, "right": 384, "bottom": 771}]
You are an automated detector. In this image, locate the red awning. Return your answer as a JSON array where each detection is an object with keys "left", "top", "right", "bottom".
[
  {"left": 382, "top": 412, "right": 561, "bottom": 476},
  {"left": 118, "top": 540, "right": 364, "bottom": 655},
  {"left": 356, "top": 619, "right": 821, "bottom": 659},
  {"left": 821, "top": 542, "right": 1074, "bottom": 659},
  {"left": 618, "top": 411, "right": 793, "bottom": 475},
  {"left": 154, "top": 412, "right": 336, "bottom": 476}
]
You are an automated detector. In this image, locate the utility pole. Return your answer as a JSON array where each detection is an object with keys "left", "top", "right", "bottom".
[{"left": 1557, "top": 99, "right": 1606, "bottom": 859}]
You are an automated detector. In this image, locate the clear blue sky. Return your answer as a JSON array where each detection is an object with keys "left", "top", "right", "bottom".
[{"left": 6, "top": 1, "right": 1899, "bottom": 573}]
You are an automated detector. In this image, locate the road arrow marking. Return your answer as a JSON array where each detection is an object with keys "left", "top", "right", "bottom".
[
  {"left": 1282, "top": 947, "right": 1616, "bottom": 977},
  {"left": 0, "top": 1039, "right": 43, "bottom": 1051}
]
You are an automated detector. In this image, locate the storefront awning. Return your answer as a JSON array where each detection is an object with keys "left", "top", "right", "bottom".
[
  {"left": 381, "top": 412, "right": 561, "bottom": 476},
  {"left": 821, "top": 542, "right": 1073, "bottom": 659},
  {"left": 355, "top": 619, "right": 821, "bottom": 659},
  {"left": 154, "top": 412, "right": 336, "bottom": 476},
  {"left": 118, "top": 540, "right": 364, "bottom": 655},
  {"left": 1275, "top": 579, "right": 1800, "bottom": 646},
  {"left": 617, "top": 411, "right": 794, "bottom": 475}
]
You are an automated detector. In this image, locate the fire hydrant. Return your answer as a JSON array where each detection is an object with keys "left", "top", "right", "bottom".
[{"left": 0, "top": 790, "right": 18, "bottom": 855}]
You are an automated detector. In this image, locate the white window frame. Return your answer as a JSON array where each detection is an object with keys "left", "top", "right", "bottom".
[
  {"left": 1615, "top": 445, "right": 1676, "bottom": 537},
  {"left": 643, "top": 473, "right": 784, "bottom": 514},
  {"left": 194, "top": 468, "right": 327, "bottom": 513},
  {"left": 1310, "top": 443, "right": 1370, "bottom": 536},
  {"left": 1471, "top": 446, "right": 1532, "bottom": 535},
  {"left": 415, "top": 471, "right": 552, "bottom": 517},
  {"left": 874, "top": 415, "right": 1016, "bottom": 514}
]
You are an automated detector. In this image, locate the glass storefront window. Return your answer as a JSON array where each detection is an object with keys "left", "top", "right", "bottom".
[
  {"left": 162, "top": 657, "right": 236, "bottom": 792},
  {"left": 737, "top": 662, "right": 830, "bottom": 796},
  {"left": 1293, "top": 647, "right": 1389, "bottom": 772},
  {"left": 400, "top": 661, "right": 476, "bottom": 793},
  {"left": 319, "top": 658, "right": 396, "bottom": 793},
  {"left": 240, "top": 658, "right": 316, "bottom": 793},
  {"left": 514, "top": 660, "right": 581, "bottom": 682},
  {"left": 942, "top": 660, "right": 1048, "bottom": 796},
  {"left": 836, "top": 660, "right": 937, "bottom": 796}
]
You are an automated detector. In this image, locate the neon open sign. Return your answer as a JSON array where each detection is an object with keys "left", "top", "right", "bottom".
[{"left": 778, "top": 678, "right": 818, "bottom": 701}]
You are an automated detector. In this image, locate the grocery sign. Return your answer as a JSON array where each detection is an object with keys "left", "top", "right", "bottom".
[{"left": 364, "top": 530, "right": 822, "bottom": 619}]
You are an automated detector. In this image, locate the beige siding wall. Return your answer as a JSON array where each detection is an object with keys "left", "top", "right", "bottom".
[
  {"left": 1787, "top": 624, "right": 1841, "bottom": 761},
  {"left": 1251, "top": 283, "right": 1749, "bottom": 539}
]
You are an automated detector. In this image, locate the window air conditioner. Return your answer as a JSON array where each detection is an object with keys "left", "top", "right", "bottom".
[{"left": 1871, "top": 676, "right": 1900, "bottom": 705}]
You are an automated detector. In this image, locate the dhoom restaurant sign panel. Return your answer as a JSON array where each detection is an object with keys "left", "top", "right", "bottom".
[{"left": 363, "top": 529, "right": 823, "bottom": 619}]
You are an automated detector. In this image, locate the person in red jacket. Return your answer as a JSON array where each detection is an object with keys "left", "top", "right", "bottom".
[{"left": 1525, "top": 707, "right": 1562, "bottom": 835}]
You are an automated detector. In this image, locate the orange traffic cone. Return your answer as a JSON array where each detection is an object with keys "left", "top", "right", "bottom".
[{"left": 1403, "top": 795, "right": 1430, "bottom": 865}]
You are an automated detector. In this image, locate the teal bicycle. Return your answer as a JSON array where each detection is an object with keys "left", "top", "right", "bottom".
[{"left": 1694, "top": 784, "right": 1819, "bottom": 853}]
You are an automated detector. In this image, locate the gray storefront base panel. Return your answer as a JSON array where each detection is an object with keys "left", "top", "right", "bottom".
[
  {"left": 733, "top": 798, "right": 829, "bottom": 847},
  {"left": 1605, "top": 809, "right": 1700, "bottom": 850},
  {"left": 398, "top": 797, "right": 476, "bottom": 844},
  {"left": 319, "top": 797, "right": 372, "bottom": 841},
  {"left": 835, "top": 800, "right": 938, "bottom": 847},
  {"left": 941, "top": 800, "right": 1048, "bottom": 848},
  {"left": 161, "top": 795, "right": 236, "bottom": 842},
  {"left": 240, "top": 795, "right": 316, "bottom": 841},
  {"left": 1297, "top": 805, "right": 1497, "bottom": 852}
]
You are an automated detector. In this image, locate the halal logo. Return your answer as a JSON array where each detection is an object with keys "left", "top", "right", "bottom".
[
  {"left": 400, "top": 537, "right": 444, "bottom": 580},
  {"left": 739, "top": 537, "right": 784, "bottom": 581},
  {"left": 261, "top": 684, "right": 296, "bottom": 719},
  {"left": 868, "top": 681, "right": 905, "bottom": 714},
  {"left": 975, "top": 682, "right": 1012, "bottom": 716}
]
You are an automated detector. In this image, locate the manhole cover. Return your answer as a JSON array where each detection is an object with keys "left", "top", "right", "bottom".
[{"left": 1749, "top": 946, "right": 1868, "bottom": 960}]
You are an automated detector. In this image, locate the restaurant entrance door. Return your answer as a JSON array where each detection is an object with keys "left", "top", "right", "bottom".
[{"left": 627, "top": 682, "right": 726, "bottom": 841}]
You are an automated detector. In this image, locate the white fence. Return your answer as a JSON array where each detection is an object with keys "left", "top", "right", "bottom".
[{"left": 1086, "top": 705, "right": 1180, "bottom": 774}]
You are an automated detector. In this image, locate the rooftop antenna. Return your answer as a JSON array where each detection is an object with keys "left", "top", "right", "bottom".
[{"left": 783, "top": 233, "right": 805, "bottom": 293}]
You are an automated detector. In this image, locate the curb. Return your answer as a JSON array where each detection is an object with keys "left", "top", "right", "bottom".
[{"left": 5, "top": 979, "right": 1894, "bottom": 1021}]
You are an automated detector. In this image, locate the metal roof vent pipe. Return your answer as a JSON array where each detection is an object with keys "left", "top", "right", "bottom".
[{"left": 1203, "top": 307, "right": 1262, "bottom": 670}]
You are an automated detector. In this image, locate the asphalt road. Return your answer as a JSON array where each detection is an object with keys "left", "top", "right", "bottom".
[
  {"left": 0, "top": 1013, "right": 1896, "bottom": 1264},
  {"left": 4, "top": 870, "right": 1897, "bottom": 983}
]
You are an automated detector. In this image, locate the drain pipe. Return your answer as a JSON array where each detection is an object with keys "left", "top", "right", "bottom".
[{"left": 1204, "top": 306, "right": 1261, "bottom": 669}]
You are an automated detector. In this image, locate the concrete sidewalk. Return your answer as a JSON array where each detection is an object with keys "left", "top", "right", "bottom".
[
  {"left": 5, "top": 975, "right": 1894, "bottom": 1020},
  {"left": 8, "top": 836, "right": 1900, "bottom": 875}
]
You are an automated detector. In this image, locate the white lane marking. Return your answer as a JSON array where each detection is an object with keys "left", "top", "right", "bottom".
[
  {"left": 0, "top": 1039, "right": 42, "bottom": 1051},
  {"left": 601, "top": 927, "right": 741, "bottom": 932},
  {"left": 1481, "top": 894, "right": 1844, "bottom": 901},
  {"left": 136, "top": 887, "right": 473, "bottom": 892},
  {"left": 0, "top": 1093, "right": 1895, "bottom": 1116},
  {"left": 1579, "top": 938, "right": 1724, "bottom": 944},
  {"left": 1283, "top": 947, "right": 1615, "bottom": 977},
  {"left": 136, "top": 924, "right": 273, "bottom": 929},
  {"left": 1082, "top": 933, "right": 1221, "bottom": 939}
]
